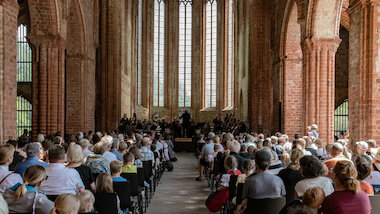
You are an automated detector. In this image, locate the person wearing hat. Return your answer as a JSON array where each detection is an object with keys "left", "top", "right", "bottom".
[
  {"left": 365, "top": 148, "right": 380, "bottom": 193},
  {"left": 14, "top": 143, "right": 48, "bottom": 177},
  {"left": 308, "top": 124, "right": 319, "bottom": 139},
  {"left": 324, "top": 143, "right": 351, "bottom": 178},
  {"left": 353, "top": 141, "right": 372, "bottom": 163}
]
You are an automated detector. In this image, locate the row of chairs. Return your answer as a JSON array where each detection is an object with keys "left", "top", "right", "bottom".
[{"left": 45, "top": 158, "right": 167, "bottom": 214}]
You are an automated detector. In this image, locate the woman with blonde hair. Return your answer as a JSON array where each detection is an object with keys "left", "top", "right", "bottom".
[
  {"left": 4, "top": 165, "right": 53, "bottom": 214},
  {"left": 49, "top": 193, "right": 80, "bottom": 214},
  {"left": 66, "top": 143, "right": 95, "bottom": 191},
  {"left": 321, "top": 160, "right": 371, "bottom": 214},
  {"left": 0, "top": 144, "right": 23, "bottom": 194}
]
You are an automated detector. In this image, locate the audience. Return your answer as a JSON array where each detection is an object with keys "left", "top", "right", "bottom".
[
  {"left": 66, "top": 143, "right": 95, "bottom": 192},
  {"left": 122, "top": 152, "right": 137, "bottom": 173},
  {"left": 76, "top": 190, "right": 95, "bottom": 213},
  {"left": 50, "top": 193, "right": 80, "bottom": 214},
  {"left": 14, "top": 142, "right": 48, "bottom": 176},
  {"left": 111, "top": 138, "right": 124, "bottom": 161},
  {"left": 40, "top": 145, "right": 84, "bottom": 195},
  {"left": 6, "top": 140, "right": 25, "bottom": 172},
  {"left": 4, "top": 165, "right": 53, "bottom": 214},
  {"left": 85, "top": 142, "right": 110, "bottom": 174},
  {"left": 102, "top": 136, "right": 117, "bottom": 162},
  {"left": 110, "top": 160, "right": 127, "bottom": 182},
  {"left": 140, "top": 138, "right": 154, "bottom": 162},
  {"left": 240, "top": 148, "right": 285, "bottom": 211},
  {"left": 0, "top": 144, "right": 23, "bottom": 194},
  {"left": 95, "top": 173, "right": 121, "bottom": 212},
  {"left": 355, "top": 154, "right": 374, "bottom": 195},
  {"left": 295, "top": 155, "right": 334, "bottom": 197},
  {"left": 321, "top": 160, "right": 371, "bottom": 214},
  {"left": 324, "top": 143, "right": 351, "bottom": 177}
]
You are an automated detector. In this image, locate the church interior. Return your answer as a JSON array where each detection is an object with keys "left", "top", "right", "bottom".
[{"left": 0, "top": 0, "right": 378, "bottom": 213}]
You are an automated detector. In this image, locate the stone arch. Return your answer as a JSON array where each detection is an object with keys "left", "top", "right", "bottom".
[
  {"left": 65, "top": 0, "right": 87, "bottom": 133},
  {"left": 305, "top": 0, "right": 344, "bottom": 39},
  {"left": 280, "top": 0, "right": 304, "bottom": 138},
  {"left": 27, "top": 0, "right": 59, "bottom": 36}
]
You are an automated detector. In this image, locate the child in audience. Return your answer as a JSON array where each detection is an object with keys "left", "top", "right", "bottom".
[
  {"left": 206, "top": 155, "right": 241, "bottom": 213},
  {"left": 151, "top": 144, "right": 159, "bottom": 170},
  {"left": 49, "top": 193, "right": 80, "bottom": 214},
  {"left": 208, "top": 144, "right": 221, "bottom": 171},
  {"left": 76, "top": 190, "right": 95, "bottom": 213},
  {"left": 355, "top": 155, "right": 374, "bottom": 195},
  {"left": 302, "top": 187, "right": 325, "bottom": 210},
  {"left": 110, "top": 160, "right": 127, "bottom": 182},
  {"left": 96, "top": 173, "right": 121, "bottom": 212},
  {"left": 122, "top": 152, "right": 137, "bottom": 173},
  {"left": 0, "top": 144, "right": 23, "bottom": 194},
  {"left": 128, "top": 146, "right": 142, "bottom": 167}
]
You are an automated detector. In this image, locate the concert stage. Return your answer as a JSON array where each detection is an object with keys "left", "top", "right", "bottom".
[{"left": 173, "top": 138, "right": 195, "bottom": 153}]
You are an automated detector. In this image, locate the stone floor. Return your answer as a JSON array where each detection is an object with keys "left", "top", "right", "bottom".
[{"left": 146, "top": 153, "right": 210, "bottom": 214}]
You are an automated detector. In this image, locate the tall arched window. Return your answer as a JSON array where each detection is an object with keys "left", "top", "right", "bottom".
[
  {"left": 153, "top": 0, "right": 165, "bottom": 107},
  {"left": 17, "top": 24, "right": 32, "bottom": 136},
  {"left": 227, "top": 0, "right": 234, "bottom": 107},
  {"left": 178, "top": 0, "right": 192, "bottom": 107},
  {"left": 136, "top": 0, "right": 143, "bottom": 105},
  {"left": 205, "top": 0, "right": 217, "bottom": 108}
]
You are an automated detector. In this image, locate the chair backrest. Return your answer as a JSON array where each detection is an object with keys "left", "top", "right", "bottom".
[
  {"left": 143, "top": 160, "right": 153, "bottom": 182},
  {"left": 121, "top": 173, "right": 139, "bottom": 196},
  {"left": 284, "top": 184, "right": 296, "bottom": 203},
  {"left": 46, "top": 195, "right": 59, "bottom": 202},
  {"left": 236, "top": 183, "right": 244, "bottom": 206},
  {"left": 228, "top": 175, "right": 238, "bottom": 199},
  {"left": 137, "top": 167, "right": 145, "bottom": 186},
  {"left": 245, "top": 197, "right": 286, "bottom": 214},
  {"left": 113, "top": 181, "right": 132, "bottom": 210},
  {"left": 369, "top": 195, "right": 380, "bottom": 214},
  {"left": 94, "top": 193, "right": 118, "bottom": 214}
]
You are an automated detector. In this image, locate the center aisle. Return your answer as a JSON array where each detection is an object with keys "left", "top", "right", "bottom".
[{"left": 146, "top": 153, "right": 209, "bottom": 214}]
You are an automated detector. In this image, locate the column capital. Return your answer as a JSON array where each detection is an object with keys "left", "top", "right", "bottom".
[
  {"left": 302, "top": 37, "right": 341, "bottom": 53},
  {"left": 28, "top": 34, "right": 66, "bottom": 49}
]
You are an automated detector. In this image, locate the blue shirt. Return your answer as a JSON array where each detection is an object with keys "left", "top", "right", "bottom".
[
  {"left": 14, "top": 157, "right": 49, "bottom": 177},
  {"left": 110, "top": 149, "right": 124, "bottom": 161},
  {"left": 112, "top": 176, "right": 127, "bottom": 182}
]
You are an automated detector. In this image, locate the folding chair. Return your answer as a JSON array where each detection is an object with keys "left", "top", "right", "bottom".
[
  {"left": 113, "top": 181, "right": 136, "bottom": 214},
  {"left": 94, "top": 193, "right": 118, "bottom": 214},
  {"left": 244, "top": 197, "right": 286, "bottom": 214}
]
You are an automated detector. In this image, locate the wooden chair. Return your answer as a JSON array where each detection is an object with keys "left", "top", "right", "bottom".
[
  {"left": 244, "top": 197, "right": 286, "bottom": 214},
  {"left": 94, "top": 193, "right": 118, "bottom": 214}
]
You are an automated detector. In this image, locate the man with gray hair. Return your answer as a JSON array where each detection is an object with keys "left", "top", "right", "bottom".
[
  {"left": 110, "top": 138, "right": 123, "bottom": 161},
  {"left": 15, "top": 142, "right": 48, "bottom": 177},
  {"left": 229, "top": 140, "right": 245, "bottom": 170},
  {"left": 308, "top": 124, "right": 319, "bottom": 139},
  {"left": 102, "top": 136, "right": 117, "bottom": 162}
]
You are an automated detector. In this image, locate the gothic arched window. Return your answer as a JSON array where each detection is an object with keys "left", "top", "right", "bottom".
[
  {"left": 227, "top": 0, "right": 234, "bottom": 107},
  {"left": 205, "top": 0, "right": 217, "bottom": 108},
  {"left": 178, "top": 0, "right": 192, "bottom": 107},
  {"left": 153, "top": 0, "right": 165, "bottom": 107}
]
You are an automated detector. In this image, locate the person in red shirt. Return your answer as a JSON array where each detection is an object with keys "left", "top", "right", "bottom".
[
  {"left": 321, "top": 160, "right": 371, "bottom": 214},
  {"left": 355, "top": 154, "right": 374, "bottom": 195}
]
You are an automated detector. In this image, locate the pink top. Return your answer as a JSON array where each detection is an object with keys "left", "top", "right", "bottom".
[{"left": 320, "top": 190, "right": 371, "bottom": 214}]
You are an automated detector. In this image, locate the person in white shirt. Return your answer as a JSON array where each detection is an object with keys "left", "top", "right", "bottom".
[
  {"left": 0, "top": 144, "right": 23, "bottom": 194},
  {"left": 101, "top": 136, "right": 117, "bottom": 162},
  {"left": 140, "top": 138, "right": 154, "bottom": 162},
  {"left": 40, "top": 145, "right": 84, "bottom": 195}
]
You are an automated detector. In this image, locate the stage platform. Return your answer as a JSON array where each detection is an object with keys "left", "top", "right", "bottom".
[{"left": 174, "top": 138, "right": 195, "bottom": 153}]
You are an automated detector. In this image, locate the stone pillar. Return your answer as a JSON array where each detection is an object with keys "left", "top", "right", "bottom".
[
  {"left": 302, "top": 38, "right": 340, "bottom": 143},
  {"left": 29, "top": 35, "right": 66, "bottom": 137},
  {"left": 0, "top": 0, "right": 18, "bottom": 142},
  {"left": 348, "top": 0, "right": 380, "bottom": 145}
]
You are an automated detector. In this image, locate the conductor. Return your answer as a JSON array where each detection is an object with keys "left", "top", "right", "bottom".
[{"left": 180, "top": 110, "right": 191, "bottom": 137}]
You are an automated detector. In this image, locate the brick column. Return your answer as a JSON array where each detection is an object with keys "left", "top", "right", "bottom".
[
  {"left": 302, "top": 38, "right": 340, "bottom": 144},
  {"left": 0, "top": 0, "right": 18, "bottom": 142},
  {"left": 29, "top": 35, "right": 66, "bottom": 137},
  {"left": 348, "top": 0, "right": 380, "bottom": 145}
]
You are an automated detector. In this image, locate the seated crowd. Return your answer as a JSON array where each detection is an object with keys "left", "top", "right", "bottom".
[
  {"left": 199, "top": 125, "right": 380, "bottom": 214},
  {"left": 0, "top": 128, "right": 176, "bottom": 214}
]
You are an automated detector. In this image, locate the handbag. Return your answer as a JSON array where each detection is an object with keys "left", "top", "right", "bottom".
[{"left": 206, "top": 188, "right": 229, "bottom": 212}]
